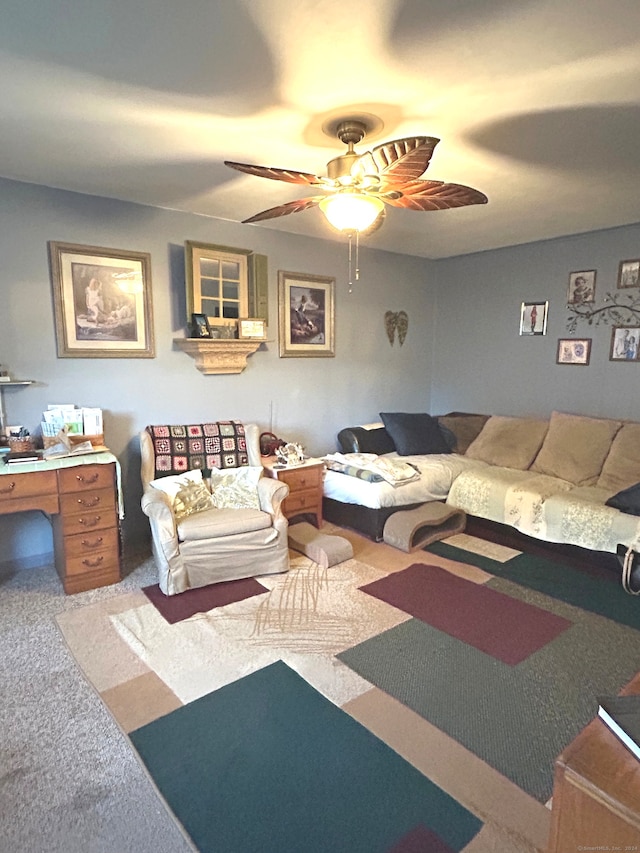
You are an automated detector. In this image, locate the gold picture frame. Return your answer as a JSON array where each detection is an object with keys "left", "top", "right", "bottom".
[
  {"left": 278, "top": 270, "right": 335, "bottom": 358},
  {"left": 49, "top": 242, "right": 154, "bottom": 358},
  {"left": 237, "top": 318, "right": 267, "bottom": 340}
]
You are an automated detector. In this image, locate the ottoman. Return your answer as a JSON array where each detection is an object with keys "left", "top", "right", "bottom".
[
  {"left": 288, "top": 522, "right": 354, "bottom": 568},
  {"left": 383, "top": 502, "right": 467, "bottom": 553}
]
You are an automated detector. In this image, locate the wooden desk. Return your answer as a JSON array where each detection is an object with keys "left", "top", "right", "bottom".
[
  {"left": 262, "top": 457, "right": 324, "bottom": 527},
  {"left": 0, "top": 451, "right": 122, "bottom": 594},
  {"left": 547, "top": 671, "right": 640, "bottom": 850}
]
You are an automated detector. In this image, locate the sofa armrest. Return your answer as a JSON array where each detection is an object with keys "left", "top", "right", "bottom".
[
  {"left": 258, "top": 477, "right": 290, "bottom": 535},
  {"left": 337, "top": 427, "right": 396, "bottom": 455}
]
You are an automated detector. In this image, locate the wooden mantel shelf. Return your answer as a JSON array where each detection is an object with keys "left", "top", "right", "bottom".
[{"left": 173, "top": 338, "right": 268, "bottom": 374}]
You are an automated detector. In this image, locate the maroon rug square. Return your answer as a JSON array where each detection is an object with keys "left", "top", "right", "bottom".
[
  {"left": 142, "top": 577, "right": 268, "bottom": 624},
  {"left": 387, "top": 824, "right": 455, "bottom": 853},
  {"left": 359, "top": 564, "right": 572, "bottom": 665}
]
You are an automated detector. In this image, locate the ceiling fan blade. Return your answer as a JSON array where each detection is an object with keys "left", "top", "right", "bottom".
[
  {"left": 225, "top": 160, "right": 324, "bottom": 186},
  {"left": 242, "top": 196, "right": 324, "bottom": 224},
  {"left": 354, "top": 137, "right": 440, "bottom": 187},
  {"left": 383, "top": 180, "right": 488, "bottom": 211}
]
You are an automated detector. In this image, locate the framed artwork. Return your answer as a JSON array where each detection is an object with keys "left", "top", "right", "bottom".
[
  {"left": 519, "top": 301, "right": 548, "bottom": 336},
  {"left": 556, "top": 338, "right": 591, "bottom": 365},
  {"left": 49, "top": 242, "right": 154, "bottom": 358},
  {"left": 191, "top": 312, "right": 211, "bottom": 338},
  {"left": 617, "top": 258, "right": 640, "bottom": 289},
  {"left": 237, "top": 318, "right": 267, "bottom": 340},
  {"left": 278, "top": 270, "right": 335, "bottom": 358},
  {"left": 567, "top": 270, "right": 596, "bottom": 304},
  {"left": 609, "top": 326, "right": 640, "bottom": 361}
]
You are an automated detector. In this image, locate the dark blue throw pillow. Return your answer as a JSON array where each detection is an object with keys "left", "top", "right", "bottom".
[
  {"left": 379, "top": 412, "right": 451, "bottom": 456},
  {"left": 606, "top": 482, "right": 640, "bottom": 516}
]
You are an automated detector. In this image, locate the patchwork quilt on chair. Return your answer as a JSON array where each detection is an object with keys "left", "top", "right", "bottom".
[{"left": 146, "top": 422, "right": 248, "bottom": 477}]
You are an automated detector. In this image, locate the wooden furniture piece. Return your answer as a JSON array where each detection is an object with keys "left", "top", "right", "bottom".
[
  {"left": 547, "top": 671, "right": 640, "bottom": 851},
  {"left": 263, "top": 457, "right": 324, "bottom": 527},
  {"left": 0, "top": 451, "right": 122, "bottom": 594}
]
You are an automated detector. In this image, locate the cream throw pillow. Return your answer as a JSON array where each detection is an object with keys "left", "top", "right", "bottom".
[
  {"left": 464, "top": 415, "right": 549, "bottom": 470},
  {"left": 531, "top": 411, "right": 622, "bottom": 486},
  {"left": 149, "top": 469, "right": 215, "bottom": 520},
  {"left": 597, "top": 422, "right": 640, "bottom": 492},
  {"left": 209, "top": 466, "right": 262, "bottom": 509}
]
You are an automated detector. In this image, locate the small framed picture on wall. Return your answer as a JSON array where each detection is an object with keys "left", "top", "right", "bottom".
[
  {"left": 567, "top": 270, "right": 596, "bottom": 304},
  {"left": 610, "top": 326, "right": 640, "bottom": 361},
  {"left": 519, "top": 301, "right": 548, "bottom": 336},
  {"left": 617, "top": 259, "right": 640, "bottom": 289},
  {"left": 556, "top": 338, "right": 591, "bottom": 365}
]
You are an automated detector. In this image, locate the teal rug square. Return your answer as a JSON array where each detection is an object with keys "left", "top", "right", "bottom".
[{"left": 130, "top": 661, "right": 482, "bottom": 853}]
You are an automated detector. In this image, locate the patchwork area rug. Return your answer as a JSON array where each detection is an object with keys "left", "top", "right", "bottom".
[
  {"left": 56, "top": 529, "right": 640, "bottom": 853},
  {"left": 130, "top": 660, "right": 481, "bottom": 853}
]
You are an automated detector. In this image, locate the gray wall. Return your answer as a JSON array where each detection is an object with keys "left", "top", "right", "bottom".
[
  {"left": 0, "top": 179, "right": 435, "bottom": 566},
  {"left": 431, "top": 224, "right": 640, "bottom": 422}
]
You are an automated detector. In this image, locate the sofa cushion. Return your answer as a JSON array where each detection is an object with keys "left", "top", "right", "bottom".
[
  {"left": 436, "top": 414, "right": 489, "bottom": 454},
  {"left": 209, "top": 466, "right": 262, "bottom": 509},
  {"left": 379, "top": 412, "right": 450, "bottom": 456},
  {"left": 597, "top": 422, "right": 640, "bottom": 492},
  {"left": 531, "top": 411, "right": 622, "bottom": 486},
  {"left": 149, "top": 469, "right": 215, "bottom": 520},
  {"left": 177, "top": 507, "right": 271, "bottom": 540},
  {"left": 464, "top": 415, "right": 549, "bottom": 470}
]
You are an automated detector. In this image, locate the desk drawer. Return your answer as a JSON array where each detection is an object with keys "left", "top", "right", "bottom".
[
  {"left": 65, "top": 547, "right": 120, "bottom": 577},
  {"left": 60, "top": 506, "right": 117, "bottom": 537},
  {"left": 278, "top": 466, "right": 323, "bottom": 491},
  {"left": 63, "top": 525, "right": 120, "bottom": 559},
  {"left": 58, "top": 464, "right": 114, "bottom": 494},
  {"left": 0, "top": 470, "right": 57, "bottom": 501},
  {"left": 284, "top": 488, "right": 321, "bottom": 515},
  {"left": 59, "top": 487, "right": 115, "bottom": 515}
]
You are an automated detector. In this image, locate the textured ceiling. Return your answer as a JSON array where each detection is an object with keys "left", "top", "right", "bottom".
[{"left": 3, "top": 0, "right": 640, "bottom": 258}]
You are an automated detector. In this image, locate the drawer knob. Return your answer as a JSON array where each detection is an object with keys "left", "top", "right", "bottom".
[
  {"left": 81, "top": 536, "right": 103, "bottom": 550},
  {"left": 82, "top": 556, "right": 104, "bottom": 568},
  {"left": 77, "top": 496, "right": 100, "bottom": 507},
  {"left": 0, "top": 482, "right": 16, "bottom": 494},
  {"left": 78, "top": 516, "right": 101, "bottom": 528},
  {"left": 76, "top": 472, "right": 99, "bottom": 484}
]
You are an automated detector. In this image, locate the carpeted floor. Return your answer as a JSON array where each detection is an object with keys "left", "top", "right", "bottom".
[{"left": 52, "top": 525, "right": 603, "bottom": 853}]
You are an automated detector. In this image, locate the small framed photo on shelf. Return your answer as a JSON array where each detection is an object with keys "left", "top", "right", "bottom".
[
  {"left": 610, "top": 326, "right": 640, "bottom": 361},
  {"left": 556, "top": 338, "right": 591, "bottom": 365},
  {"left": 567, "top": 270, "right": 596, "bottom": 304},
  {"left": 519, "top": 301, "right": 548, "bottom": 336},
  {"left": 191, "top": 312, "right": 211, "bottom": 338},
  {"left": 237, "top": 318, "right": 267, "bottom": 340},
  {"left": 617, "top": 259, "right": 640, "bottom": 289}
]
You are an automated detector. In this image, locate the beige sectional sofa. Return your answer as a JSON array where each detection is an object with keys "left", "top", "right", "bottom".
[
  {"left": 447, "top": 411, "right": 640, "bottom": 556},
  {"left": 325, "top": 411, "right": 640, "bottom": 563}
]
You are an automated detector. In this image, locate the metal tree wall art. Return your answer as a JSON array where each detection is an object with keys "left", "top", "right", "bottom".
[
  {"left": 384, "top": 310, "right": 409, "bottom": 345},
  {"left": 566, "top": 290, "right": 640, "bottom": 333}
]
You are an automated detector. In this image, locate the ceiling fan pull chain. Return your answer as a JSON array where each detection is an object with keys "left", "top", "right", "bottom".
[
  {"left": 355, "top": 231, "right": 360, "bottom": 282},
  {"left": 348, "top": 232, "right": 353, "bottom": 293}
]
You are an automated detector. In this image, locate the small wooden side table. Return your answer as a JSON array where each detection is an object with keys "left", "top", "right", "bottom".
[
  {"left": 262, "top": 456, "right": 324, "bottom": 528},
  {"left": 546, "top": 670, "right": 640, "bottom": 850}
]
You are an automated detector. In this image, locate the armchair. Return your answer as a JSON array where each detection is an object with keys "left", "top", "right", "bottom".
[{"left": 140, "top": 422, "right": 290, "bottom": 595}]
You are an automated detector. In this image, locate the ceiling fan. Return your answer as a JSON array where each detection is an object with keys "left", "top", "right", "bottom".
[{"left": 224, "top": 119, "right": 488, "bottom": 234}]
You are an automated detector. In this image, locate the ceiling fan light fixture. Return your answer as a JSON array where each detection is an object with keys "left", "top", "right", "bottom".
[{"left": 319, "top": 191, "right": 384, "bottom": 232}]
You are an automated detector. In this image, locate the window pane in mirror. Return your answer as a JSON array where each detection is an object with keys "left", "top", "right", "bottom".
[
  {"left": 222, "top": 302, "right": 239, "bottom": 319},
  {"left": 201, "top": 278, "right": 220, "bottom": 299},
  {"left": 221, "top": 260, "right": 240, "bottom": 281},
  {"left": 222, "top": 280, "right": 239, "bottom": 300},
  {"left": 202, "top": 299, "right": 220, "bottom": 318},
  {"left": 200, "top": 258, "right": 219, "bottom": 278}
]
